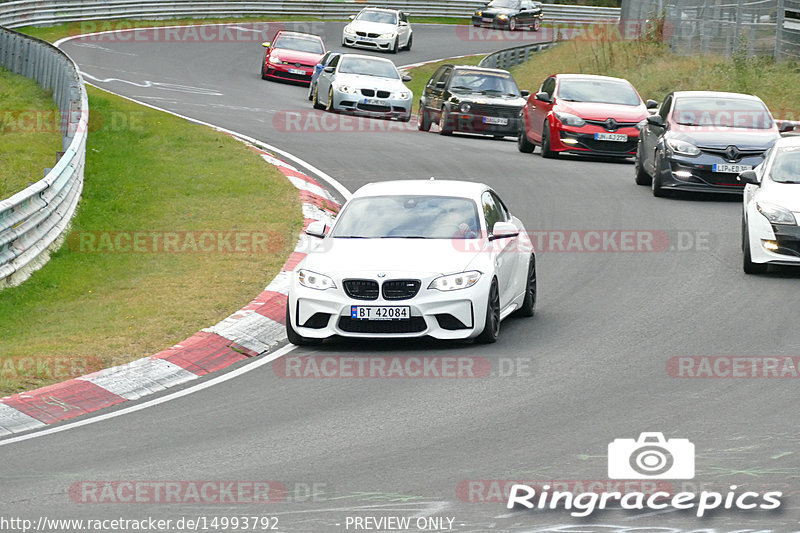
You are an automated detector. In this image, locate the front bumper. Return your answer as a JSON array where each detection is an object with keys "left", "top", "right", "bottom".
[
  {"left": 288, "top": 276, "right": 490, "bottom": 340},
  {"left": 551, "top": 125, "right": 640, "bottom": 157},
  {"left": 343, "top": 33, "right": 396, "bottom": 51},
  {"left": 657, "top": 153, "right": 765, "bottom": 194},
  {"left": 263, "top": 63, "right": 314, "bottom": 84},
  {"left": 331, "top": 88, "right": 412, "bottom": 120},
  {"left": 746, "top": 207, "right": 800, "bottom": 266}
]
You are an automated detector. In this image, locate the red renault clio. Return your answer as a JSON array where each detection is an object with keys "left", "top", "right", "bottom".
[{"left": 518, "top": 73, "right": 657, "bottom": 158}]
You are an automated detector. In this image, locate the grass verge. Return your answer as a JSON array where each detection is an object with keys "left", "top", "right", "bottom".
[
  {"left": 510, "top": 26, "right": 800, "bottom": 120},
  {"left": 0, "top": 85, "right": 301, "bottom": 395},
  {"left": 0, "top": 67, "right": 63, "bottom": 198}
]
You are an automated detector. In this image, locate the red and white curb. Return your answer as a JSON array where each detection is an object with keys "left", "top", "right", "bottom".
[{"left": 0, "top": 144, "right": 341, "bottom": 437}]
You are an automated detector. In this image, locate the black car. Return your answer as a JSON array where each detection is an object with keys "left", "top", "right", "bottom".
[
  {"left": 635, "top": 91, "right": 783, "bottom": 197},
  {"left": 472, "top": 0, "right": 543, "bottom": 31},
  {"left": 418, "top": 65, "right": 529, "bottom": 138}
]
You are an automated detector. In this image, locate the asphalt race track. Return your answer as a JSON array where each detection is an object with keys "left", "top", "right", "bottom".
[{"left": 2, "top": 20, "right": 800, "bottom": 532}]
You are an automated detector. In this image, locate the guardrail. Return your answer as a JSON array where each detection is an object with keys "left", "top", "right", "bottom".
[
  {"left": 479, "top": 40, "right": 557, "bottom": 69},
  {"left": 0, "top": 27, "right": 87, "bottom": 289},
  {"left": 0, "top": 1, "right": 620, "bottom": 28}
]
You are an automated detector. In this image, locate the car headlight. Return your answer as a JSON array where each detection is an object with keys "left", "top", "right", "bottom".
[
  {"left": 334, "top": 84, "right": 358, "bottom": 94},
  {"left": 497, "top": 14, "right": 509, "bottom": 20},
  {"left": 297, "top": 269, "right": 336, "bottom": 290},
  {"left": 460, "top": 103, "right": 471, "bottom": 113},
  {"left": 428, "top": 271, "right": 481, "bottom": 291},
  {"left": 344, "top": 26, "right": 355, "bottom": 34},
  {"left": 554, "top": 112, "right": 585, "bottom": 127},
  {"left": 476, "top": 10, "right": 482, "bottom": 16},
  {"left": 757, "top": 201, "right": 797, "bottom": 225},
  {"left": 397, "top": 91, "right": 411, "bottom": 99},
  {"left": 268, "top": 56, "right": 281, "bottom": 65},
  {"left": 380, "top": 32, "right": 397, "bottom": 39},
  {"left": 665, "top": 138, "right": 701, "bottom": 156}
]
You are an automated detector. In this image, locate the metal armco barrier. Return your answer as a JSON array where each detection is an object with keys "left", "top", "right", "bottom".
[
  {"left": 0, "top": 27, "right": 87, "bottom": 289},
  {"left": 479, "top": 41, "right": 557, "bottom": 69},
  {"left": 0, "top": 1, "right": 620, "bottom": 28}
]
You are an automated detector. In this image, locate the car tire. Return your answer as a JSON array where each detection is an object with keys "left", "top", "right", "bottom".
[
  {"left": 743, "top": 222, "right": 768, "bottom": 274},
  {"left": 307, "top": 82, "right": 314, "bottom": 101},
  {"left": 418, "top": 104, "right": 432, "bottom": 131},
  {"left": 509, "top": 17, "right": 518, "bottom": 31},
  {"left": 476, "top": 278, "right": 501, "bottom": 344},
  {"left": 634, "top": 141, "right": 652, "bottom": 185},
  {"left": 405, "top": 34, "right": 413, "bottom": 51},
  {"left": 518, "top": 126, "right": 535, "bottom": 153},
  {"left": 326, "top": 87, "right": 335, "bottom": 113},
  {"left": 391, "top": 38, "right": 399, "bottom": 54},
  {"left": 532, "top": 18, "right": 541, "bottom": 31},
  {"left": 286, "top": 304, "right": 322, "bottom": 346},
  {"left": 652, "top": 150, "right": 668, "bottom": 197},
  {"left": 515, "top": 254, "right": 536, "bottom": 317},
  {"left": 313, "top": 84, "right": 324, "bottom": 110},
  {"left": 540, "top": 121, "right": 557, "bottom": 158},
  {"left": 261, "top": 59, "right": 269, "bottom": 80},
  {"left": 439, "top": 107, "right": 453, "bottom": 135}
]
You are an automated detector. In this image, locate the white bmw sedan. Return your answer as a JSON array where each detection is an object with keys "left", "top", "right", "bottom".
[
  {"left": 342, "top": 7, "right": 413, "bottom": 53},
  {"left": 741, "top": 135, "right": 800, "bottom": 274},
  {"left": 286, "top": 180, "right": 536, "bottom": 345}
]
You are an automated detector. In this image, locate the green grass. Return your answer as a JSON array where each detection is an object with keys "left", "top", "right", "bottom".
[
  {"left": 510, "top": 26, "right": 800, "bottom": 121},
  {"left": 0, "top": 86, "right": 301, "bottom": 394},
  {"left": 404, "top": 55, "right": 486, "bottom": 114},
  {"left": 0, "top": 67, "right": 63, "bottom": 198}
]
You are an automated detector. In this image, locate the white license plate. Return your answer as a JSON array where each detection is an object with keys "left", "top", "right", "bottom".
[
  {"left": 364, "top": 98, "right": 388, "bottom": 106},
  {"left": 288, "top": 68, "right": 306, "bottom": 75},
  {"left": 713, "top": 163, "right": 752, "bottom": 173},
  {"left": 594, "top": 132, "right": 627, "bottom": 142},
  {"left": 483, "top": 116, "right": 508, "bottom": 125},
  {"left": 351, "top": 306, "right": 410, "bottom": 321},
  {"left": 482, "top": 17, "right": 493, "bottom": 23}
]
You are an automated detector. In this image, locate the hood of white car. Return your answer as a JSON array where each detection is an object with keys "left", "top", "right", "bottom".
[
  {"left": 761, "top": 181, "right": 800, "bottom": 212},
  {"left": 300, "top": 238, "right": 482, "bottom": 277},
  {"left": 335, "top": 73, "right": 408, "bottom": 92},
  {"left": 346, "top": 20, "right": 398, "bottom": 34}
]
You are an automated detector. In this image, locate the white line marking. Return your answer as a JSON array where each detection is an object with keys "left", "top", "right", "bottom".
[
  {"left": 80, "top": 72, "right": 223, "bottom": 95},
  {"left": 0, "top": 344, "right": 296, "bottom": 447}
]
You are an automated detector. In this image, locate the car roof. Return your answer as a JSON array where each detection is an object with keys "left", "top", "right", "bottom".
[
  {"left": 672, "top": 90, "right": 763, "bottom": 101},
  {"left": 358, "top": 7, "right": 401, "bottom": 13},
  {"left": 338, "top": 53, "right": 396, "bottom": 64},
  {"left": 451, "top": 65, "right": 512, "bottom": 76},
  {"left": 554, "top": 73, "right": 632, "bottom": 84},
  {"left": 773, "top": 135, "right": 800, "bottom": 149},
  {"left": 273, "top": 30, "right": 322, "bottom": 40},
  {"left": 353, "top": 180, "right": 490, "bottom": 199}
]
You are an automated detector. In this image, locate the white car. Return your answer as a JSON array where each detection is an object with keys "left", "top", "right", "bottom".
[
  {"left": 741, "top": 135, "right": 800, "bottom": 274},
  {"left": 342, "top": 7, "right": 413, "bottom": 53},
  {"left": 312, "top": 54, "right": 413, "bottom": 121},
  {"left": 286, "top": 179, "right": 536, "bottom": 345}
]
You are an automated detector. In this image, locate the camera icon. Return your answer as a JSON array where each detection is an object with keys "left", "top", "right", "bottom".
[{"left": 608, "top": 432, "right": 695, "bottom": 479}]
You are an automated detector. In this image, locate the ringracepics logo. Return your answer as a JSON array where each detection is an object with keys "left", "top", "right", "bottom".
[{"left": 506, "top": 433, "right": 782, "bottom": 517}]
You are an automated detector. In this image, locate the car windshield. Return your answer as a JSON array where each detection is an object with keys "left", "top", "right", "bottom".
[
  {"left": 672, "top": 97, "right": 773, "bottom": 129},
  {"left": 356, "top": 10, "right": 398, "bottom": 24},
  {"left": 331, "top": 195, "right": 481, "bottom": 239},
  {"left": 338, "top": 57, "right": 399, "bottom": 79},
  {"left": 557, "top": 79, "right": 641, "bottom": 106},
  {"left": 272, "top": 35, "right": 324, "bottom": 54},
  {"left": 487, "top": 0, "right": 520, "bottom": 8},
  {"left": 450, "top": 70, "right": 521, "bottom": 96},
  {"left": 770, "top": 147, "right": 800, "bottom": 183}
]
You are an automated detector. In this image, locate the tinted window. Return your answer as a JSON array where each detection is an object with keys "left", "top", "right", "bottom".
[
  {"left": 338, "top": 57, "right": 399, "bottom": 79},
  {"left": 429, "top": 66, "right": 450, "bottom": 87},
  {"left": 658, "top": 95, "right": 672, "bottom": 121},
  {"left": 450, "top": 70, "right": 521, "bottom": 96},
  {"left": 272, "top": 35, "right": 324, "bottom": 54},
  {"left": 482, "top": 192, "right": 505, "bottom": 234},
  {"left": 557, "top": 78, "right": 641, "bottom": 106},
  {"left": 541, "top": 77, "right": 556, "bottom": 96},
  {"left": 331, "top": 196, "right": 481, "bottom": 239},
  {"left": 487, "top": 0, "right": 520, "bottom": 8},
  {"left": 672, "top": 97, "right": 774, "bottom": 129}
]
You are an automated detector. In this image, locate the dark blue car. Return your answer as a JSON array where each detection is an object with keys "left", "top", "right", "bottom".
[{"left": 307, "top": 52, "right": 341, "bottom": 101}]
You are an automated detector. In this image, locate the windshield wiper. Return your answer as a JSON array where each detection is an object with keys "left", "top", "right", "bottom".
[
  {"left": 379, "top": 235, "right": 430, "bottom": 239},
  {"left": 335, "top": 235, "right": 369, "bottom": 238}
]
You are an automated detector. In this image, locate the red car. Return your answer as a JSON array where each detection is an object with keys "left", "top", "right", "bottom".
[
  {"left": 261, "top": 31, "right": 326, "bottom": 84},
  {"left": 518, "top": 74, "right": 657, "bottom": 158}
]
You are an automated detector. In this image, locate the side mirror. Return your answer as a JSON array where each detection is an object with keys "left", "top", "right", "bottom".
[
  {"left": 324, "top": 66, "right": 335, "bottom": 73},
  {"left": 349, "top": 14, "right": 356, "bottom": 20},
  {"left": 521, "top": 90, "right": 530, "bottom": 97},
  {"left": 777, "top": 120, "right": 797, "bottom": 133},
  {"left": 435, "top": 80, "right": 446, "bottom": 89},
  {"left": 490, "top": 221, "right": 519, "bottom": 240},
  {"left": 535, "top": 91, "right": 551, "bottom": 103},
  {"left": 399, "top": 21, "right": 408, "bottom": 26},
  {"left": 402, "top": 74, "right": 412, "bottom": 82},
  {"left": 737, "top": 170, "right": 760, "bottom": 185},
  {"left": 305, "top": 221, "right": 328, "bottom": 238},
  {"left": 261, "top": 42, "right": 270, "bottom": 48},
  {"left": 646, "top": 115, "right": 665, "bottom": 127},
  {"left": 646, "top": 99, "right": 659, "bottom": 109}
]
